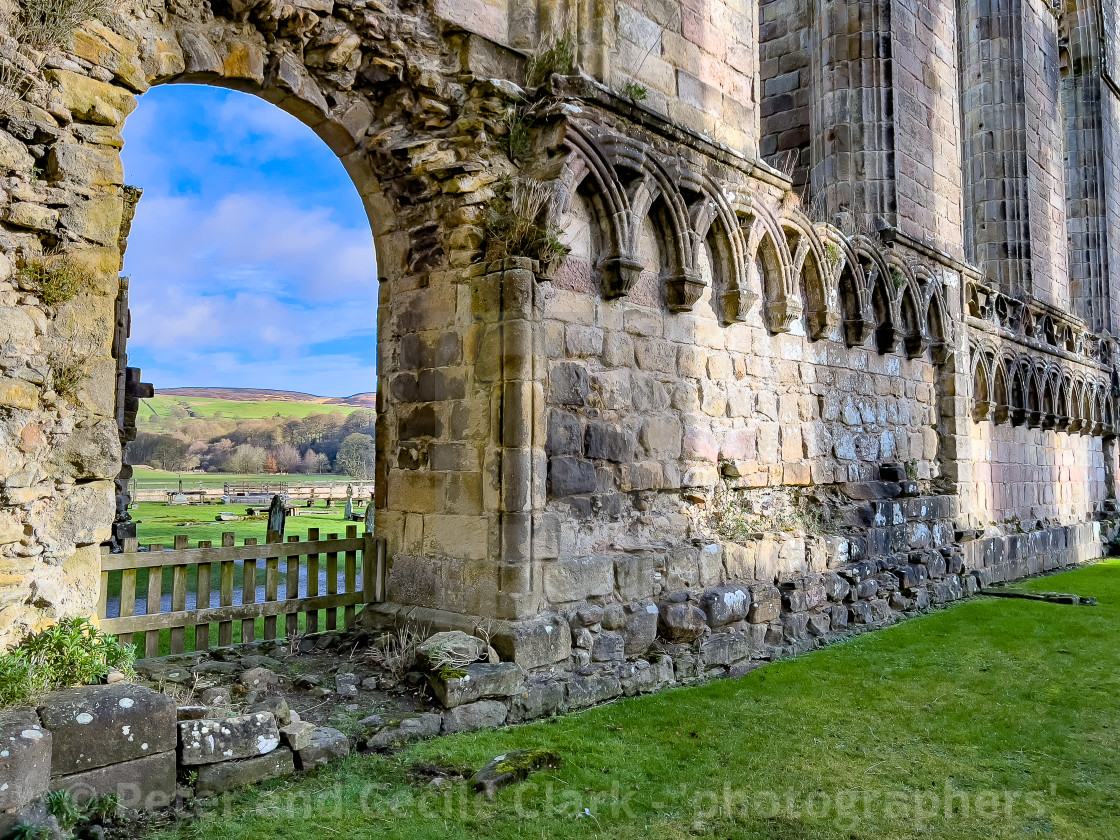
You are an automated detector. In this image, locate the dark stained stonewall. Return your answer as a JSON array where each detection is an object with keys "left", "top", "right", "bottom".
[
  {"left": 471, "top": 750, "right": 562, "bottom": 797},
  {"left": 178, "top": 712, "right": 280, "bottom": 766},
  {"left": 194, "top": 748, "right": 295, "bottom": 797},
  {"left": 38, "top": 684, "right": 175, "bottom": 775},
  {"left": 546, "top": 410, "right": 582, "bottom": 456},
  {"left": 549, "top": 362, "right": 589, "bottom": 405},
  {"left": 584, "top": 422, "right": 637, "bottom": 462},
  {"left": 51, "top": 750, "right": 175, "bottom": 812},
  {"left": 549, "top": 456, "right": 596, "bottom": 496},
  {"left": 0, "top": 709, "right": 51, "bottom": 812}
]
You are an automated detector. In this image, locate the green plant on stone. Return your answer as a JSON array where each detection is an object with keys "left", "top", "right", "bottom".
[
  {"left": 483, "top": 176, "right": 568, "bottom": 264},
  {"left": 0, "top": 656, "right": 37, "bottom": 707},
  {"left": 905, "top": 459, "right": 918, "bottom": 480},
  {"left": 623, "top": 81, "right": 648, "bottom": 103},
  {"left": 500, "top": 106, "right": 533, "bottom": 165},
  {"left": 8, "top": 823, "right": 50, "bottom": 840},
  {"left": 525, "top": 32, "right": 575, "bottom": 88},
  {"left": 824, "top": 241, "right": 843, "bottom": 273},
  {"left": 0, "top": 617, "right": 135, "bottom": 708},
  {"left": 46, "top": 789, "right": 81, "bottom": 831},
  {"left": 48, "top": 352, "right": 88, "bottom": 403},
  {"left": 18, "top": 254, "right": 91, "bottom": 306},
  {"left": 891, "top": 265, "right": 906, "bottom": 289},
  {"left": 83, "top": 794, "right": 120, "bottom": 822}
]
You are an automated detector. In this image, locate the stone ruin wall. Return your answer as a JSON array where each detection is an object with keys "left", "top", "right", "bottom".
[{"left": 0, "top": 0, "right": 1118, "bottom": 667}]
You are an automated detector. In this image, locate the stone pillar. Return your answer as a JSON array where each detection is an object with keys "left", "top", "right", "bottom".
[
  {"left": 811, "top": 0, "right": 898, "bottom": 234},
  {"left": 495, "top": 258, "right": 540, "bottom": 620},
  {"left": 957, "top": 0, "right": 1069, "bottom": 308},
  {"left": 1060, "top": 0, "right": 1112, "bottom": 333}
]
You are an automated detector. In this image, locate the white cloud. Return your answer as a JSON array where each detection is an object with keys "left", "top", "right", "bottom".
[{"left": 120, "top": 85, "right": 381, "bottom": 396}]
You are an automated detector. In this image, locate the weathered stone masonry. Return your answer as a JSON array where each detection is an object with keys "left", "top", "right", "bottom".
[{"left": 0, "top": 0, "right": 1119, "bottom": 679}]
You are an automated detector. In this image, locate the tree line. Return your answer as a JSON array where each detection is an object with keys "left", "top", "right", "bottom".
[{"left": 127, "top": 409, "right": 377, "bottom": 479}]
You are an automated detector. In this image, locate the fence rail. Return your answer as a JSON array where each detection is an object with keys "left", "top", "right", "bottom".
[{"left": 98, "top": 527, "right": 386, "bottom": 658}]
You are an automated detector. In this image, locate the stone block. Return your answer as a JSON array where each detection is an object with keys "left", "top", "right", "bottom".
[
  {"left": 39, "top": 684, "right": 175, "bottom": 775},
  {"left": 51, "top": 750, "right": 175, "bottom": 812},
  {"left": 546, "top": 410, "right": 582, "bottom": 456},
  {"left": 0, "top": 710, "right": 50, "bottom": 812},
  {"left": 428, "top": 663, "right": 524, "bottom": 708},
  {"left": 279, "top": 722, "right": 316, "bottom": 751},
  {"left": 747, "top": 584, "right": 782, "bottom": 623},
  {"left": 567, "top": 671, "right": 623, "bottom": 710},
  {"left": 491, "top": 614, "right": 572, "bottom": 669},
  {"left": 550, "top": 362, "right": 589, "bottom": 405},
  {"left": 294, "top": 727, "right": 349, "bottom": 770},
  {"left": 585, "top": 422, "right": 638, "bottom": 462},
  {"left": 549, "top": 456, "right": 596, "bottom": 496},
  {"left": 441, "top": 700, "right": 508, "bottom": 734},
  {"left": 544, "top": 555, "right": 614, "bottom": 603},
  {"left": 621, "top": 601, "right": 659, "bottom": 654},
  {"left": 509, "top": 679, "right": 568, "bottom": 722},
  {"left": 699, "top": 632, "right": 755, "bottom": 666},
  {"left": 195, "top": 748, "right": 295, "bottom": 797},
  {"left": 658, "top": 601, "right": 707, "bottom": 642},
  {"left": 366, "top": 714, "right": 442, "bottom": 749},
  {"left": 699, "top": 586, "right": 751, "bottom": 626},
  {"left": 178, "top": 712, "right": 280, "bottom": 766},
  {"left": 591, "top": 631, "right": 626, "bottom": 662}
]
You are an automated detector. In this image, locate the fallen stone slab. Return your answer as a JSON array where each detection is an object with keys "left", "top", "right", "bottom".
[
  {"left": 39, "top": 684, "right": 175, "bottom": 775},
  {"left": 51, "top": 749, "right": 175, "bottom": 812},
  {"left": 471, "top": 750, "right": 562, "bottom": 797},
  {"left": 441, "top": 700, "right": 508, "bottom": 734},
  {"left": 981, "top": 589, "right": 1098, "bottom": 605},
  {"left": 294, "top": 727, "right": 349, "bottom": 771},
  {"left": 0, "top": 709, "right": 51, "bottom": 812},
  {"left": 429, "top": 662, "right": 524, "bottom": 709},
  {"left": 365, "top": 714, "right": 442, "bottom": 749},
  {"left": 178, "top": 712, "right": 280, "bottom": 766},
  {"left": 194, "top": 748, "right": 295, "bottom": 797}
]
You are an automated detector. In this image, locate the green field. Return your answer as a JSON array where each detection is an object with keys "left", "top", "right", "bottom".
[
  {"left": 149, "top": 562, "right": 1120, "bottom": 840},
  {"left": 132, "top": 468, "right": 357, "bottom": 490},
  {"left": 130, "top": 500, "right": 365, "bottom": 546},
  {"left": 137, "top": 395, "right": 365, "bottom": 423}
]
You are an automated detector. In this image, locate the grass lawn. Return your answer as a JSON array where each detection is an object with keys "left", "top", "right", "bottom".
[
  {"left": 132, "top": 469, "right": 354, "bottom": 490},
  {"left": 147, "top": 561, "right": 1120, "bottom": 840},
  {"left": 131, "top": 501, "right": 364, "bottom": 546}
]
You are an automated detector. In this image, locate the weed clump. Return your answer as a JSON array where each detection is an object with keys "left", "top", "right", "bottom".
[
  {"left": 525, "top": 33, "right": 575, "bottom": 88},
  {"left": 18, "top": 254, "right": 91, "bottom": 306},
  {"left": 0, "top": 617, "right": 135, "bottom": 708},
  {"left": 484, "top": 177, "right": 567, "bottom": 264},
  {"left": 2, "top": 0, "right": 118, "bottom": 105},
  {"left": 623, "top": 81, "right": 648, "bottom": 103},
  {"left": 48, "top": 352, "right": 88, "bottom": 403}
]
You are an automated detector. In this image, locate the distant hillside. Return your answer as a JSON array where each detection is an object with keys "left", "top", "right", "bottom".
[
  {"left": 139, "top": 393, "right": 374, "bottom": 425},
  {"left": 157, "top": 387, "right": 375, "bottom": 407}
]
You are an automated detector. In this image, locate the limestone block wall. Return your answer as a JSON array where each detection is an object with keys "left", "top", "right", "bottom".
[
  {"left": 963, "top": 423, "right": 1107, "bottom": 529},
  {"left": 889, "top": 0, "right": 963, "bottom": 258}
]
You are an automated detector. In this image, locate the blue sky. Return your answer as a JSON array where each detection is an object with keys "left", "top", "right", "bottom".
[{"left": 120, "top": 85, "right": 379, "bottom": 397}]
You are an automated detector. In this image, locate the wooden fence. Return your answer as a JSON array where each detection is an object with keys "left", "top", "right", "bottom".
[{"left": 98, "top": 527, "right": 386, "bottom": 658}]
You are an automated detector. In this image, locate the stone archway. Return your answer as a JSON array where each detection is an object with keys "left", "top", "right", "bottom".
[{"left": 0, "top": 0, "right": 529, "bottom": 648}]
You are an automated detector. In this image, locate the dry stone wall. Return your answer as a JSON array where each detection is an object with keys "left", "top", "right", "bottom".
[{"left": 0, "top": 0, "right": 1118, "bottom": 665}]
